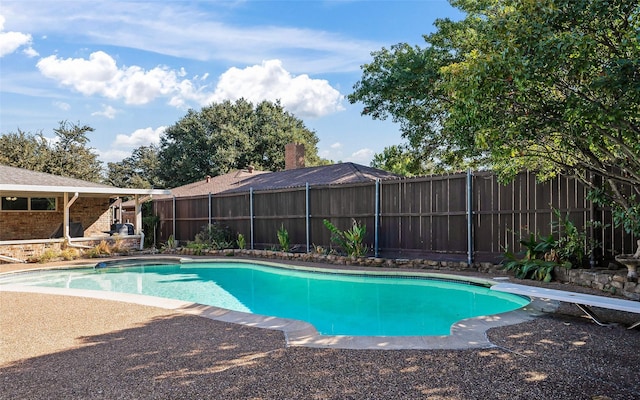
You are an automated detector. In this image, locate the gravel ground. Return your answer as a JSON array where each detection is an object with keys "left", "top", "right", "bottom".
[{"left": 1, "top": 262, "right": 639, "bottom": 399}]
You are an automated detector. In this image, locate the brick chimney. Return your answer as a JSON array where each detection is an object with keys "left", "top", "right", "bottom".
[{"left": 285, "top": 143, "right": 305, "bottom": 170}]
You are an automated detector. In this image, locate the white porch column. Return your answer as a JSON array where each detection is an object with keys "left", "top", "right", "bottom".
[
  {"left": 135, "top": 194, "right": 142, "bottom": 234},
  {"left": 63, "top": 192, "right": 69, "bottom": 238}
]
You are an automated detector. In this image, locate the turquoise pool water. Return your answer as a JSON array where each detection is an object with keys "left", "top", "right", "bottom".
[{"left": 0, "top": 261, "right": 529, "bottom": 336}]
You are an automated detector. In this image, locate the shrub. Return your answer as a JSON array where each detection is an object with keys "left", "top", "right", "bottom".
[
  {"left": 502, "top": 233, "right": 560, "bottom": 282},
  {"left": 87, "top": 240, "right": 112, "bottom": 258},
  {"left": 38, "top": 249, "right": 59, "bottom": 263},
  {"left": 60, "top": 248, "right": 79, "bottom": 261},
  {"left": 185, "top": 242, "right": 206, "bottom": 255},
  {"left": 323, "top": 219, "right": 369, "bottom": 257},
  {"left": 193, "top": 223, "right": 233, "bottom": 250}
]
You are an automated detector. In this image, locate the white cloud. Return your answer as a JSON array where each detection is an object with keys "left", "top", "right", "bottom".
[
  {"left": 98, "top": 148, "right": 132, "bottom": 163},
  {"left": 53, "top": 101, "right": 70, "bottom": 111},
  {"left": 22, "top": 46, "right": 38, "bottom": 57},
  {"left": 207, "top": 60, "right": 344, "bottom": 117},
  {"left": 113, "top": 126, "right": 165, "bottom": 148},
  {"left": 91, "top": 104, "right": 118, "bottom": 119},
  {"left": 0, "top": 15, "right": 34, "bottom": 57},
  {"left": 35, "top": 50, "right": 344, "bottom": 118},
  {"left": 330, "top": 142, "right": 342, "bottom": 149},
  {"left": 36, "top": 51, "right": 188, "bottom": 105},
  {"left": 347, "top": 148, "right": 375, "bottom": 164}
]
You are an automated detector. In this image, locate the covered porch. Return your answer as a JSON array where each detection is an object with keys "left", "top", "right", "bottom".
[{"left": 0, "top": 178, "right": 170, "bottom": 263}]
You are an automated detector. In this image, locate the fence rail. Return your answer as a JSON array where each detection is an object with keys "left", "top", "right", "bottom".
[{"left": 153, "top": 170, "right": 635, "bottom": 264}]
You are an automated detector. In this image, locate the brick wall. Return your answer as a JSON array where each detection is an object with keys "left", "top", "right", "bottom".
[{"left": 0, "top": 197, "right": 111, "bottom": 241}]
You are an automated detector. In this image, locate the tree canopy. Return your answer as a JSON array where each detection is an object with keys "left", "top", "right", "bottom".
[
  {"left": 350, "top": 0, "right": 640, "bottom": 234},
  {"left": 106, "top": 145, "right": 162, "bottom": 189},
  {"left": 0, "top": 121, "right": 103, "bottom": 182},
  {"left": 370, "top": 145, "right": 438, "bottom": 177},
  {"left": 158, "top": 99, "right": 326, "bottom": 187}
]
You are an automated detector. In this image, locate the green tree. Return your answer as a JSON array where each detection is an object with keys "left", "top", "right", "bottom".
[
  {"left": 0, "top": 121, "right": 103, "bottom": 182},
  {"left": 350, "top": 0, "right": 640, "bottom": 235},
  {"left": 0, "top": 129, "right": 52, "bottom": 171},
  {"left": 158, "top": 99, "right": 325, "bottom": 187},
  {"left": 370, "top": 145, "right": 439, "bottom": 177},
  {"left": 107, "top": 145, "right": 163, "bottom": 189},
  {"left": 48, "top": 121, "right": 103, "bottom": 182}
]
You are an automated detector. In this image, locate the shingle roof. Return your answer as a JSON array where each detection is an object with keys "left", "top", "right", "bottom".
[
  {"left": 0, "top": 164, "right": 114, "bottom": 188},
  {"left": 220, "top": 163, "right": 400, "bottom": 194},
  {"left": 153, "top": 169, "right": 271, "bottom": 199}
]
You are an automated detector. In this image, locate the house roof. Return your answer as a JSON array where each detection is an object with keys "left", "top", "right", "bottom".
[
  {"left": 0, "top": 164, "right": 171, "bottom": 198},
  {"left": 159, "top": 169, "right": 270, "bottom": 198},
  {"left": 119, "top": 168, "right": 270, "bottom": 207},
  {"left": 148, "top": 163, "right": 398, "bottom": 202},
  {"left": 220, "top": 162, "right": 400, "bottom": 194}
]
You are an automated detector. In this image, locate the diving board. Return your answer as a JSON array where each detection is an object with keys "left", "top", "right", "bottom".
[{"left": 491, "top": 282, "right": 640, "bottom": 330}]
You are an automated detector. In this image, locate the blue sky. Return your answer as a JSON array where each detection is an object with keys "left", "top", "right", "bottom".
[{"left": 0, "top": 0, "right": 463, "bottom": 167}]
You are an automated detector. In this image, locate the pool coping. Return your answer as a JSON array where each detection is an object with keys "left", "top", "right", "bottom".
[{"left": 0, "top": 257, "right": 554, "bottom": 350}]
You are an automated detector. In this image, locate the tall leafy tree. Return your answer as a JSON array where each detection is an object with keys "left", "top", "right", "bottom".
[
  {"left": 350, "top": 0, "right": 640, "bottom": 236},
  {"left": 0, "top": 121, "right": 103, "bottom": 182},
  {"left": 0, "top": 129, "right": 52, "bottom": 171},
  {"left": 49, "top": 121, "right": 103, "bottom": 182},
  {"left": 158, "top": 99, "right": 325, "bottom": 187},
  {"left": 107, "top": 145, "right": 163, "bottom": 189}
]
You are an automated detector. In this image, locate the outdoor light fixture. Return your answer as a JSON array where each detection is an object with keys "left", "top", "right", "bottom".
[{"left": 5, "top": 197, "right": 17, "bottom": 201}]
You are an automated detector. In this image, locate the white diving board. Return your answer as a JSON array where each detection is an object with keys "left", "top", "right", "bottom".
[{"left": 491, "top": 282, "right": 640, "bottom": 330}]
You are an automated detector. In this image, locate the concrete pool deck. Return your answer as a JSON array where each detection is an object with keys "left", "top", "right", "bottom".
[{"left": 1, "top": 257, "right": 639, "bottom": 399}]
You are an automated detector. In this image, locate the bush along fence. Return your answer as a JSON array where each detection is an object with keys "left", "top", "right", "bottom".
[{"left": 153, "top": 170, "right": 636, "bottom": 267}]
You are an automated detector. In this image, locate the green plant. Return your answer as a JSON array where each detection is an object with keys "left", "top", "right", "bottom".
[
  {"left": 323, "top": 219, "right": 369, "bottom": 257},
  {"left": 502, "top": 233, "right": 562, "bottom": 282},
  {"left": 38, "top": 249, "right": 59, "bottom": 263},
  {"left": 142, "top": 212, "right": 160, "bottom": 248},
  {"left": 161, "top": 234, "right": 177, "bottom": 252},
  {"left": 236, "top": 233, "right": 246, "bottom": 250},
  {"left": 277, "top": 225, "right": 290, "bottom": 252},
  {"left": 186, "top": 242, "right": 206, "bottom": 255},
  {"left": 502, "top": 253, "right": 557, "bottom": 282},
  {"left": 552, "top": 209, "right": 587, "bottom": 266},
  {"left": 589, "top": 190, "right": 640, "bottom": 252},
  {"left": 194, "top": 223, "right": 233, "bottom": 250}
]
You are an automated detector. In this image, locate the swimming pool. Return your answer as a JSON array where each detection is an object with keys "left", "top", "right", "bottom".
[{"left": 0, "top": 259, "right": 529, "bottom": 337}]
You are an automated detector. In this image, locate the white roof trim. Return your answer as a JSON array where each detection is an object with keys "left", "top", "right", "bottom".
[{"left": 0, "top": 184, "right": 171, "bottom": 196}]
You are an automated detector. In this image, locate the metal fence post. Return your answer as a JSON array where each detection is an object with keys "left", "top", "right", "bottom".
[
  {"left": 467, "top": 169, "right": 474, "bottom": 265},
  {"left": 250, "top": 187, "right": 254, "bottom": 250},
  {"left": 172, "top": 195, "right": 176, "bottom": 241},
  {"left": 208, "top": 192, "right": 212, "bottom": 226},
  {"left": 375, "top": 178, "right": 380, "bottom": 257},
  {"left": 306, "top": 182, "right": 310, "bottom": 253}
]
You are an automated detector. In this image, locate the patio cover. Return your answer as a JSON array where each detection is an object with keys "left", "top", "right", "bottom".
[{"left": 0, "top": 165, "right": 171, "bottom": 242}]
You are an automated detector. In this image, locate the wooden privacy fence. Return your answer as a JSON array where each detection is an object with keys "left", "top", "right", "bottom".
[{"left": 153, "top": 170, "right": 636, "bottom": 264}]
